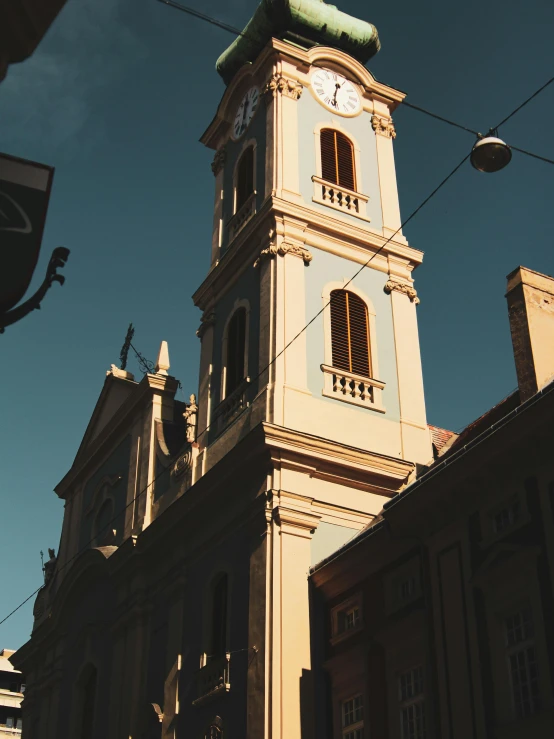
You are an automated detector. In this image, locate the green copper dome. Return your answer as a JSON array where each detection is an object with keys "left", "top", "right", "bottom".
[{"left": 216, "top": 0, "right": 381, "bottom": 85}]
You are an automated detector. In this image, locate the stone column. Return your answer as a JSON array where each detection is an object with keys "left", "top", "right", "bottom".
[{"left": 271, "top": 500, "right": 321, "bottom": 739}]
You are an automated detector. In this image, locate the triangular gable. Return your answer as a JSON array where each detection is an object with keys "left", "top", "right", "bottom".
[{"left": 73, "top": 372, "right": 137, "bottom": 466}]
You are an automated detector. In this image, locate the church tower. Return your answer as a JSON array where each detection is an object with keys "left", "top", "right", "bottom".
[
  {"left": 192, "top": 1, "right": 432, "bottom": 737},
  {"left": 12, "top": 3, "right": 432, "bottom": 739}
]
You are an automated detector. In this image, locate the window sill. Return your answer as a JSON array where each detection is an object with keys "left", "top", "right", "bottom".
[
  {"left": 321, "top": 364, "right": 385, "bottom": 412},
  {"left": 192, "top": 653, "right": 231, "bottom": 707},
  {"left": 312, "top": 176, "right": 370, "bottom": 221},
  {"left": 330, "top": 623, "right": 364, "bottom": 646},
  {"left": 480, "top": 513, "right": 532, "bottom": 550},
  {"left": 227, "top": 191, "right": 256, "bottom": 242}
]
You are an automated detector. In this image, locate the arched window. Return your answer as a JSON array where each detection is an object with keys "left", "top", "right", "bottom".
[
  {"left": 225, "top": 308, "right": 246, "bottom": 397},
  {"left": 211, "top": 574, "right": 228, "bottom": 658},
  {"left": 79, "top": 667, "right": 97, "bottom": 739},
  {"left": 236, "top": 146, "right": 254, "bottom": 212},
  {"left": 330, "top": 289, "right": 371, "bottom": 378},
  {"left": 320, "top": 129, "right": 356, "bottom": 191},
  {"left": 93, "top": 498, "right": 114, "bottom": 546}
]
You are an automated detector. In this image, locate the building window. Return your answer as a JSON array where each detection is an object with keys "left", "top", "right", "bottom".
[
  {"left": 492, "top": 499, "right": 521, "bottom": 534},
  {"left": 224, "top": 308, "right": 247, "bottom": 397},
  {"left": 399, "top": 666, "right": 426, "bottom": 739},
  {"left": 505, "top": 608, "right": 541, "bottom": 719},
  {"left": 399, "top": 577, "right": 416, "bottom": 602},
  {"left": 6, "top": 718, "right": 14, "bottom": 729},
  {"left": 16, "top": 718, "right": 22, "bottom": 730},
  {"left": 330, "top": 289, "right": 371, "bottom": 378},
  {"left": 321, "top": 129, "right": 356, "bottom": 191},
  {"left": 236, "top": 146, "right": 254, "bottom": 213},
  {"left": 211, "top": 574, "right": 228, "bottom": 658},
  {"left": 93, "top": 498, "right": 115, "bottom": 546},
  {"left": 341, "top": 694, "right": 364, "bottom": 739}
]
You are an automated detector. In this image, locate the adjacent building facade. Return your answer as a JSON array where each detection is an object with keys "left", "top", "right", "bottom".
[
  {"left": 310, "top": 266, "right": 554, "bottom": 739},
  {"left": 0, "top": 650, "right": 24, "bottom": 736}
]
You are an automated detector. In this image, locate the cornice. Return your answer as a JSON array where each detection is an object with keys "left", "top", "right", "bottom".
[
  {"left": 192, "top": 195, "right": 424, "bottom": 311},
  {"left": 262, "top": 423, "right": 414, "bottom": 488}
]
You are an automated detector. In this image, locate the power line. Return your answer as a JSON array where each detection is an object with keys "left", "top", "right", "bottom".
[
  {"left": 0, "top": 149, "right": 470, "bottom": 631},
  {"left": 155, "top": 0, "right": 554, "bottom": 168},
  {"left": 510, "top": 144, "right": 554, "bottom": 167},
  {"left": 495, "top": 76, "right": 554, "bottom": 130},
  {"left": 3, "top": 3, "right": 552, "bottom": 632}
]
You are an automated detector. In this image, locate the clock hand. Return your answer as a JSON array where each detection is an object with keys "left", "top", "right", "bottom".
[{"left": 332, "top": 83, "right": 340, "bottom": 108}]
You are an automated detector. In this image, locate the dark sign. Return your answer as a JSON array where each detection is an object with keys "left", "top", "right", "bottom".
[{"left": 0, "top": 153, "right": 54, "bottom": 313}]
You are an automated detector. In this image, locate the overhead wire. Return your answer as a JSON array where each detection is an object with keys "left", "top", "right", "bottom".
[{"left": 2, "top": 2, "right": 553, "bottom": 631}]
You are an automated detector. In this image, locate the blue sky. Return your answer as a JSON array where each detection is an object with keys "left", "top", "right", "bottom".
[{"left": 1, "top": 0, "right": 553, "bottom": 650}]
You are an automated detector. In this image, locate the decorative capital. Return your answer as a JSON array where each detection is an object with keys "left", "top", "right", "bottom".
[
  {"left": 197, "top": 311, "right": 216, "bottom": 339},
  {"left": 384, "top": 279, "right": 420, "bottom": 304},
  {"left": 371, "top": 114, "right": 396, "bottom": 139},
  {"left": 211, "top": 147, "right": 226, "bottom": 176},
  {"left": 264, "top": 74, "right": 303, "bottom": 100},
  {"left": 254, "top": 234, "right": 312, "bottom": 268}
]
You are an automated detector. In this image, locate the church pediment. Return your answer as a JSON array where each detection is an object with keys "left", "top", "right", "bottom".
[{"left": 71, "top": 370, "right": 137, "bottom": 468}]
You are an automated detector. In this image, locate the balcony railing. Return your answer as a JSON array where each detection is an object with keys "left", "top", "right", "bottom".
[
  {"left": 227, "top": 192, "right": 256, "bottom": 242},
  {"left": 321, "top": 364, "right": 385, "bottom": 411},
  {"left": 312, "top": 176, "right": 369, "bottom": 219},
  {"left": 192, "top": 653, "right": 231, "bottom": 706},
  {"left": 212, "top": 377, "right": 250, "bottom": 433}
]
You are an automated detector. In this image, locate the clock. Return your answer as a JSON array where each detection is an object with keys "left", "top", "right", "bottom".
[
  {"left": 310, "top": 69, "right": 361, "bottom": 116},
  {"left": 232, "top": 86, "right": 260, "bottom": 140}
]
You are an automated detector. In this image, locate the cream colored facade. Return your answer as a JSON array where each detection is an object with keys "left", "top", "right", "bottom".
[
  {"left": 12, "top": 13, "right": 434, "bottom": 739},
  {"left": 0, "top": 650, "right": 23, "bottom": 736}
]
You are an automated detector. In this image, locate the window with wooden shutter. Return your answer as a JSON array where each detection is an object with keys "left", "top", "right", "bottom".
[
  {"left": 330, "top": 289, "right": 371, "bottom": 377},
  {"left": 320, "top": 129, "right": 356, "bottom": 192},
  {"left": 236, "top": 146, "right": 254, "bottom": 212},
  {"left": 225, "top": 308, "right": 246, "bottom": 396}
]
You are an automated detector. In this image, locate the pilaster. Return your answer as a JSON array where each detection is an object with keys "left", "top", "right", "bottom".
[{"left": 373, "top": 100, "right": 403, "bottom": 240}]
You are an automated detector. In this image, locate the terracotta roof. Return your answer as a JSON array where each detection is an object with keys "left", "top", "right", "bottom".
[
  {"left": 443, "top": 389, "right": 520, "bottom": 459},
  {"left": 428, "top": 425, "right": 458, "bottom": 458}
]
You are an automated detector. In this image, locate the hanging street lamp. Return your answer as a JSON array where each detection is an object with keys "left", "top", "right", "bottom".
[
  {"left": 470, "top": 130, "right": 512, "bottom": 173},
  {"left": 0, "top": 152, "right": 69, "bottom": 333}
]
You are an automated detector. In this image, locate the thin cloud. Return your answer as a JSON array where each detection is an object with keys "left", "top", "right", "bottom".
[{"left": 0, "top": 0, "right": 147, "bottom": 150}]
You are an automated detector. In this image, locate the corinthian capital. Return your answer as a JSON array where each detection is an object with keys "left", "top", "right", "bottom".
[
  {"left": 384, "top": 279, "right": 420, "bottom": 304},
  {"left": 264, "top": 74, "right": 303, "bottom": 100},
  {"left": 371, "top": 115, "right": 396, "bottom": 139}
]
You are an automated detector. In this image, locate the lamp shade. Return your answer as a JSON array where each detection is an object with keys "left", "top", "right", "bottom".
[
  {"left": 470, "top": 136, "right": 512, "bottom": 173},
  {"left": 0, "top": 153, "right": 54, "bottom": 314}
]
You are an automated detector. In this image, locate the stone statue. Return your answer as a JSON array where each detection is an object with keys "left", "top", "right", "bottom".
[{"left": 43, "top": 548, "right": 57, "bottom": 585}]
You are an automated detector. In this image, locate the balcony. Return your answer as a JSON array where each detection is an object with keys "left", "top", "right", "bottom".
[
  {"left": 227, "top": 192, "right": 256, "bottom": 242},
  {"left": 312, "top": 176, "right": 369, "bottom": 220},
  {"left": 192, "top": 653, "right": 231, "bottom": 706},
  {"left": 212, "top": 378, "right": 250, "bottom": 434},
  {"left": 321, "top": 364, "right": 385, "bottom": 411}
]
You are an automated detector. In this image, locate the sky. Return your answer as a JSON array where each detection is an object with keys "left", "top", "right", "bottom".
[{"left": 1, "top": 0, "right": 553, "bottom": 650}]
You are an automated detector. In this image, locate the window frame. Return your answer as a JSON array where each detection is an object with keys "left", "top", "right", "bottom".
[
  {"left": 398, "top": 665, "right": 427, "bottom": 739},
  {"left": 321, "top": 281, "right": 384, "bottom": 412},
  {"left": 331, "top": 593, "right": 363, "bottom": 644},
  {"left": 229, "top": 139, "right": 257, "bottom": 242},
  {"left": 504, "top": 607, "right": 542, "bottom": 720},
  {"left": 341, "top": 693, "right": 365, "bottom": 739},
  {"left": 220, "top": 299, "right": 250, "bottom": 402},
  {"left": 312, "top": 123, "right": 369, "bottom": 221}
]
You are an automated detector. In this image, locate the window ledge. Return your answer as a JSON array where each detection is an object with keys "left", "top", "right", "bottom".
[
  {"left": 192, "top": 653, "right": 231, "bottom": 707},
  {"left": 228, "top": 191, "right": 256, "bottom": 242},
  {"left": 312, "top": 176, "right": 370, "bottom": 221},
  {"left": 330, "top": 623, "right": 364, "bottom": 646},
  {"left": 321, "top": 364, "right": 385, "bottom": 412},
  {"left": 480, "top": 513, "right": 532, "bottom": 549}
]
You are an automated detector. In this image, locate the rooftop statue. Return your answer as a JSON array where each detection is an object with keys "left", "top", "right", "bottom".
[{"left": 216, "top": 0, "right": 380, "bottom": 85}]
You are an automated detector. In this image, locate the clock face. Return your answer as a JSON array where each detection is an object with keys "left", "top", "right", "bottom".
[
  {"left": 311, "top": 69, "right": 361, "bottom": 115},
  {"left": 232, "top": 86, "right": 260, "bottom": 140}
]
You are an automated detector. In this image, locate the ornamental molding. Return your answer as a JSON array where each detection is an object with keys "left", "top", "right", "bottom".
[
  {"left": 211, "top": 147, "right": 226, "bottom": 176},
  {"left": 197, "top": 311, "right": 216, "bottom": 338},
  {"left": 371, "top": 114, "right": 396, "bottom": 139},
  {"left": 254, "top": 231, "right": 312, "bottom": 268},
  {"left": 264, "top": 74, "right": 303, "bottom": 100},
  {"left": 384, "top": 279, "right": 420, "bottom": 304}
]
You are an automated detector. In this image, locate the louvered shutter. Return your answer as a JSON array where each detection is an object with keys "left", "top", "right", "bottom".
[
  {"left": 330, "top": 289, "right": 371, "bottom": 377},
  {"left": 320, "top": 129, "right": 356, "bottom": 191},
  {"left": 225, "top": 308, "right": 246, "bottom": 395},
  {"left": 236, "top": 147, "right": 254, "bottom": 211}
]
